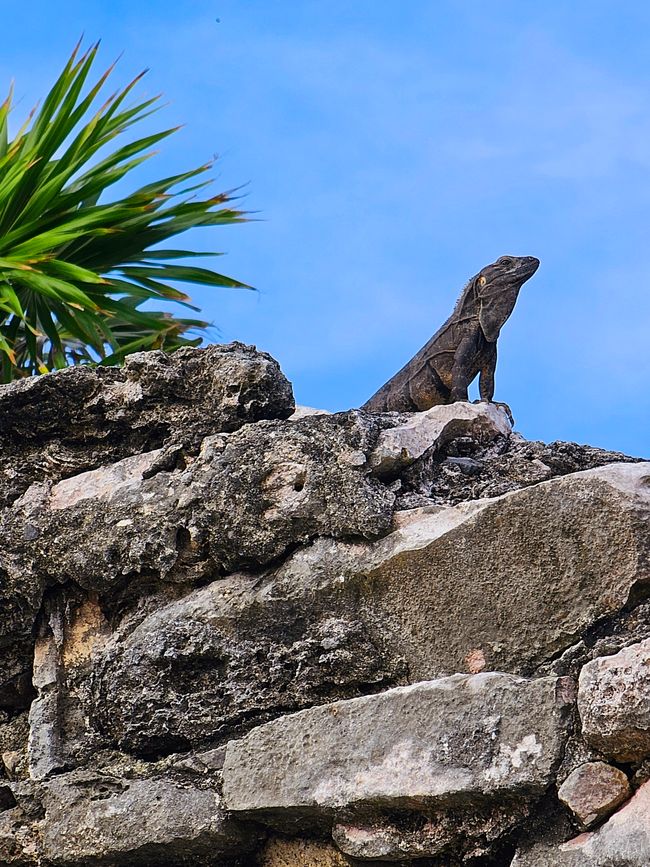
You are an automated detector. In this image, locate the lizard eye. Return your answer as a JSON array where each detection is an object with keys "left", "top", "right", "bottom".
[{"left": 498, "top": 256, "right": 513, "bottom": 266}]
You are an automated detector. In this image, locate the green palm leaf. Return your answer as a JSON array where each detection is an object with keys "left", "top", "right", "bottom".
[{"left": 0, "top": 40, "right": 250, "bottom": 381}]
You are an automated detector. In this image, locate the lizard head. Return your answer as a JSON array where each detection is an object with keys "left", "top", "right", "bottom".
[{"left": 474, "top": 255, "right": 539, "bottom": 342}]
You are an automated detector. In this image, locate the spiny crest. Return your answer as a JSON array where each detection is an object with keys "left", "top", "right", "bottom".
[{"left": 450, "top": 271, "right": 480, "bottom": 317}]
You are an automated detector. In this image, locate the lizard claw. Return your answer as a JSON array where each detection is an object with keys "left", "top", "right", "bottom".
[{"left": 472, "top": 399, "right": 514, "bottom": 426}]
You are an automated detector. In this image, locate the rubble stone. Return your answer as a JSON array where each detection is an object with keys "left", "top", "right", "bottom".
[
  {"left": 557, "top": 762, "right": 630, "bottom": 828},
  {"left": 0, "top": 344, "right": 647, "bottom": 865},
  {"left": 369, "top": 400, "right": 511, "bottom": 477},
  {"left": 513, "top": 780, "right": 650, "bottom": 866},
  {"left": 578, "top": 638, "right": 650, "bottom": 762},
  {"left": 0, "top": 342, "right": 295, "bottom": 509}
]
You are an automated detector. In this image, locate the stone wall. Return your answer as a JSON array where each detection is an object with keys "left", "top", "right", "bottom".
[{"left": 0, "top": 343, "right": 648, "bottom": 866}]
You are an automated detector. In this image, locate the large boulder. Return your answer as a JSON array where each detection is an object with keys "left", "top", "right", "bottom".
[
  {"left": 222, "top": 673, "right": 573, "bottom": 857},
  {"left": 222, "top": 673, "right": 573, "bottom": 817},
  {"left": 408, "top": 461, "right": 649, "bottom": 676},
  {"left": 268, "top": 461, "right": 650, "bottom": 681}
]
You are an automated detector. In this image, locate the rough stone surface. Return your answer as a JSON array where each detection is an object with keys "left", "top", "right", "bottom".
[
  {"left": 557, "top": 762, "right": 630, "bottom": 828},
  {"left": 290, "top": 405, "right": 332, "bottom": 419},
  {"left": 0, "top": 342, "right": 294, "bottom": 510},
  {"left": 28, "top": 461, "right": 648, "bottom": 764},
  {"left": 578, "top": 638, "right": 650, "bottom": 762},
  {"left": 88, "top": 581, "right": 403, "bottom": 757},
  {"left": 0, "top": 410, "right": 394, "bottom": 656},
  {"left": 332, "top": 803, "right": 531, "bottom": 862},
  {"left": 513, "top": 780, "right": 650, "bottom": 866},
  {"left": 0, "top": 640, "right": 35, "bottom": 714},
  {"left": 0, "top": 771, "right": 258, "bottom": 866},
  {"left": 1, "top": 344, "right": 649, "bottom": 865},
  {"left": 36, "top": 772, "right": 256, "bottom": 865},
  {"left": 397, "top": 431, "right": 644, "bottom": 510},
  {"left": 0, "top": 711, "right": 29, "bottom": 782},
  {"left": 269, "top": 461, "right": 650, "bottom": 681},
  {"left": 369, "top": 400, "right": 511, "bottom": 477},
  {"left": 222, "top": 673, "right": 573, "bottom": 821}
]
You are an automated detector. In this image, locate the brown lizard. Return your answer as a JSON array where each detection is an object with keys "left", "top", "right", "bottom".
[{"left": 362, "top": 255, "right": 539, "bottom": 412}]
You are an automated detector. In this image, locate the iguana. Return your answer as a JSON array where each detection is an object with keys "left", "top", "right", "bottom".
[{"left": 362, "top": 255, "right": 539, "bottom": 412}]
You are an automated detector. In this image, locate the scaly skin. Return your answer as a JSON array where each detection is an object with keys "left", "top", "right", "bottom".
[{"left": 362, "top": 255, "right": 539, "bottom": 412}]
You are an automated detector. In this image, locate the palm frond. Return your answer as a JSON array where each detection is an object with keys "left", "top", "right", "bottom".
[{"left": 0, "top": 41, "right": 250, "bottom": 381}]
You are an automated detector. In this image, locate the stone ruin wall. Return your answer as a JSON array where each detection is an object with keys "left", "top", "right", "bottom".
[{"left": 0, "top": 342, "right": 649, "bottom": 866}]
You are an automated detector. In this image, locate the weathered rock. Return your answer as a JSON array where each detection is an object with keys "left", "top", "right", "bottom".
[
  {"left": 398, "top": 431, "right": 644, "bottom": 508},
  {"left": 85, "top": 578, "right": 403, "bottom": 758},
  {"left": 513, "top": 780, "right": 650, "bottom": 866},
  {"left": 52, "top": 461, "right": 648, "bottom": 762},
  {"left": 0, "top": 640, "right": 35, "bottom": 714},
  {"left": 369, "top": 401, "right": 511, "bottom": 478},
  {"left": 273, "top": 461, "right": 650, "bottom": 680},
  {"left": 0, "top": 772, "right": 259, "bottom": 865},
  {"left": 0, "top": 342, "right": 648, "bottom": 864},
  {"left": 0, "top": 711, "right": 29, "bottom": 782},
  {"left": 290, "top": 405, "right": 332, "bottom": 419},
  {"left": 1, "top": 411, "right": 394, "bottom": 651},
  {"left": 0, "top": 342, "right": 295, "bottom": 509},
  {"left": 27, "top": 632, "right": 65, "bottom": 781},
  {"left": 222, "top": 674, "right": 573, "bottom": 826},
  {"left": 557, "top": 762, "right": 630, "bottom": 829},
  {"left": 332, "top": 800, "right": 531, "bottom": 862},
  {"left": 0, "top": 805, "right": 40, "bottom": 866},
  {"left": 578, "top": 638, "right": 650, "bottom": 762}
]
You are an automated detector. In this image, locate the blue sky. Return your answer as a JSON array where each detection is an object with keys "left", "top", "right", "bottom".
[{"left": 2, "top": 1, "right": 649, "bottom": 455}]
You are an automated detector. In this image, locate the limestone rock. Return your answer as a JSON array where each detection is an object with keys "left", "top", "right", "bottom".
[
  {"left": 0, "top": 640, "right": 35, "bottom": 714},
  {"left": 222, "top": 673, "right": 573, "bottom": 824},
  {"left": 88, "top": 582, "right": 402, "bottom": 757},
  {"left": 0, "top": 342, "right": 295, "bottom": 509},
  {"left": 513, "top": 780, "right": 650, "bottom": 866},
  {"left": 290, "top": 405, "right": 332, "bottom": 419},
  {"left": 332, "top": 801, "right": 531, "bottom": 861},
  {"left": 0, "top": 804, "right": 40, "bottom": 865},
  {"left": 36, "top": 771, "right": 257, "bottom": 865},
  {"left": 557, "top": 762, "right": 630, "bottom": 828},
  {"left": 1, "top": 410, "right": 394, "bottom": 650},
  {"left": 59, "top": 461, "right": 648, "bottom": 760},
  {"left": 0, "top": 342, "right": 647, "bottom": 864},
  {"left": 399, "top": 432, "right": 644, "bottom": 508},
  {"left": 369, "top": 400, "right": 511, "bottom": 477},
  {"left": 273, "top": 461, "right": 650, "bottom": 680},
  {"left": 578, "top": 638, "right": 650, "bottom": 762},
  {"left": 0, "top": 712, "right": 29, "bottom": 783}
]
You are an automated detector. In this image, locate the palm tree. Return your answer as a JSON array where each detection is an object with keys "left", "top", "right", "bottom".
[{"left": 0, "top": 39, "right": 250, "bottom": 381}]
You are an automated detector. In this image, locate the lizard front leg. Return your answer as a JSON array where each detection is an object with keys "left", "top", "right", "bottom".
[
  {"left": 476, "top": 341, "right": 513, "bottom": 422},
  {"left": 450, "top": 335, "right": 477, "bottom": 402},
  {"left": 478, "top": 341, "right": 497, "bottom": 401}
]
